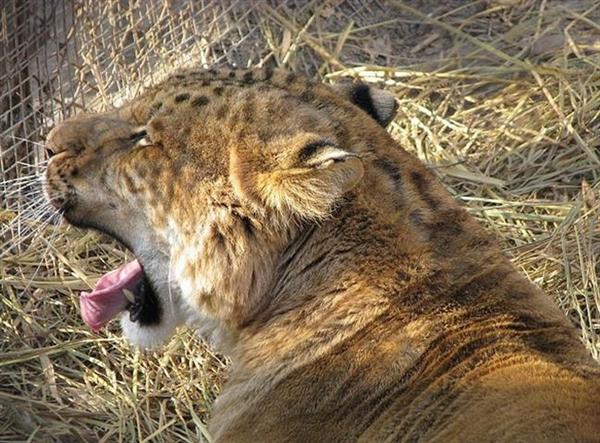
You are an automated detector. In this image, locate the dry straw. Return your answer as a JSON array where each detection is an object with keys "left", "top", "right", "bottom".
[{"left": 1, "top": 1, "right": 599, "bottom": 441}]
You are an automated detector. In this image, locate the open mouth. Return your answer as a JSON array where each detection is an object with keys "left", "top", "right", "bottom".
[
  {"left": 44, "top": 150, "right": 163, "bottom": 333},
  {"left": 80, "top": 259, "right": 161, "bottom": 332}
]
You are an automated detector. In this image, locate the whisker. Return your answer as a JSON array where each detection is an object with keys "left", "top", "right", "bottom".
[
  {"left": 4, "top": 188, "right": 44, "bottom": 200},
  {"left": 1, "top": 211, "right": 52, "bottom": 241},
  {"left": 1, "top": 176, "right": 41, "bottom": 187},
  {"left": 0, "top": 157, "right": 59, "bottom": 259},
  {"left": 2, "top": 196, "right": 56, "bottom": 231},
  {"left": 11, "top": 197, "right": 49, "bottom": 217},
  {"left": 20, "top": 212, "right": 62, "bottom": 292},
  {"left": 3, "top": 180, "right": 42, "bottom": 190},
  {"left": 0, "top": 207, "right": 60, "bottom": 256},
  {"left": 3, "top": 173, "right": 44, "bottom": 184}
]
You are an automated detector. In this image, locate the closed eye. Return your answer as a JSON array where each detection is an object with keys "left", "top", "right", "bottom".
[
  {"left": 129, "top": 128, "right": 148, "bottom": 143},
  {"left": 298, "top": 139, "right": 336, "bottom": 163},
  {"left": 128, "top": 128, "right": 153, "bottom": 147}
]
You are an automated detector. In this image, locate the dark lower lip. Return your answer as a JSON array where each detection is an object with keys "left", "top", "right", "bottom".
[{"left": 128, "top": 269, "right": 162, "bottom": 326}]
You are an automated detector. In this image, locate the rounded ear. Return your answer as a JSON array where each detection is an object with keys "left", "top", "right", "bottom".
[
  {"left": 230, "top": 137, "right": 364, "bottom": 220},
  {"left": 332, "top": 82, "right": 398, "bottom": 127}
]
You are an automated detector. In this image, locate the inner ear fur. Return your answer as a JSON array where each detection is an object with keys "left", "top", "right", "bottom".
[
  {"left": 230, "top": 134, "right": 364, "bottom": 220},
  {"left": 332, "top": 82, "right": 398, "bottom": 127}
]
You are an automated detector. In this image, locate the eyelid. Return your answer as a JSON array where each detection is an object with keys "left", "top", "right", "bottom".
[
  {"left": 129, "top": 128, "right": 148, "bottom": 142},
  {"left": 298, "top": 139, "right": 336, "bottom": 163}
]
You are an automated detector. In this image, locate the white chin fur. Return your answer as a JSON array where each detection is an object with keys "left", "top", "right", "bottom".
[
  {"left": 120, "top": 313, "right": 179, "bottom": 349},
  {"left": 118, "top": 292, "right": 205, "bottom": 349}
]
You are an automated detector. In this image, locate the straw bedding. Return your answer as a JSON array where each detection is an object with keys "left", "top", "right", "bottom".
[{"left": 1, "top": 1, "right": 599, "bottom": 441}]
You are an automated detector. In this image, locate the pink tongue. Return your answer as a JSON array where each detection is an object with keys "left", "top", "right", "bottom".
[{"left": 80, "top": 260, "right": 143, "bottom": 332}]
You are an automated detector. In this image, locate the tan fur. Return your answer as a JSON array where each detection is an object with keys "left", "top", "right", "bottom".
[{"left": 45, "top": 67, "right": 600, "bottom": 442}]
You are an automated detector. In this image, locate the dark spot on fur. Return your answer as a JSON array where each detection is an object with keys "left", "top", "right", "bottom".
[
  {"left": 409, "top": 209, "right": 425, "bottom": 226},
  {"left": 208, "top": 69, "right": 217, "bottom": 76},
  {"left": 150, "top": 119, "right": 164, "bottom": 133},
  {"left": 192, "top": 95, "right": 210, "bottom": 107},
  {"left": 425, "top": 209, "right": 468, "bottom": 254},
  {"left": 174, "top": 93, "right": 190, "bottom": 102},
  {"left": 263, "top": 65, "right": 274, "bottom": 80},
  {"left": 257, "top": 127, "right": 273, "bottom": 143},
  {"left": 215, "top": 104, "right": 228, "bottom": 120},
  {"left": 300, "top": 89, "right": 315, "bottom": 102},
  {"left": 374, "top": 158, "right": 402, "bottom": 189},
  {"left": 240, "top": 216, "right": 254, "bottom": 237},
  {"left": 243, "top": 71, "right": 254, "bottom": 83},
  {"left": 257, "top": 84, "right": 270, "bottom": 93},
  {"left": 213, "top": 86, "right": 224, "bottom": 96},
  {"left": 229, "top": 71, "right": 236, "bottom": 78},
  {"left": 149, "top": 161, "right": 161, "bottom": 177},
  {"left": 137, "top": 163, "right": 149, "bottom": 176},
  {"left": 201, "top": 79, "right": 211, "bottom": 86},
  {"left": 66, "top": 142, "right": 84, "bottom": 154},
  {"left": 411, "top": 171, "right": 440, "bottom": 210},
  {"left": 285, "top": 73, "right": 296, "bottom": 84},
  {"left": 70, "top": 167, "right": 79, "bottom": 177},
  {"left": 180, "top": 127, "right": 191, "bottom": 139},
  {"left": 239, "top": 99, "right": 255, "bottom": 123},
  {"left": 446, "top": 267, "right": 510, "bottom": 304},
  {"left": 298, "top": 140, "right": 333, "bottom": 163},
  {"left": 99, "top": 171, "right": 108, "bottom": 186},
  {"left": 431, "top": 213, "right": 464, "bottom": 237},
  {"left": 210, "top": 225, "right": 226, "bottom": 247}
]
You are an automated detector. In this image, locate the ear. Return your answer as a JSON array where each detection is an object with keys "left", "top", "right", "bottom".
[
  {"left": 230, "top": 137, "right": 364, "bottom": 220},
  {"left": 332, "top": 82, "right": 398, "bottom": 127}
]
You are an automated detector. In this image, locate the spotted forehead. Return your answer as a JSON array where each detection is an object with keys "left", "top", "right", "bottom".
[
  {"left": 129, "top": 71, "right": 338, "bottom": 150},
  {"left": 124, "top": 67, "right": 322, "bottom": 125}
]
